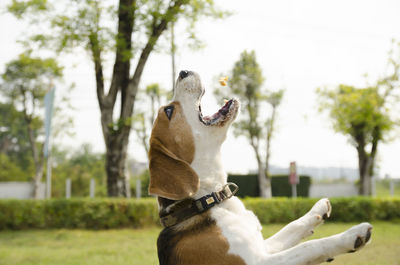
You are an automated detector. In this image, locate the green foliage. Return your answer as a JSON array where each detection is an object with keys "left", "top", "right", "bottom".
[
  {"left": 271, "top": 175, "right": 311, "bottom": 197},
  {"left": 1, "top": 197, "right": 399, "bottom": 230},
  {"left": 2, "top": 53, "right": 62, "bottom": 96},
  {"left": 0, "top": 103, "right": 33, "bottom": 173},
  {"left": 131, "top": 169, "right": 151, "bottom": 198},
  {"left": 215, "top": 51, "right": 284, "bottom": 197},
  {"left": 7, "top": 0, "right": 228, "bottom": 59},
  {"left": 51, "top": 144, "right": 107, "bottom": 198},
  {"left": 317, "top": 85, "right": 394, "bottom": 146},
  {"left": 0, "top": 154, "right": 28, "bottom": 181},
  {"left": 0, "top": 53, "right": 64, "bottom": 194},
  {"left": 228, "top": 174, "right": 311, "bottom": 197},
  {"left": 215, "top": 50, "right": 265, "bottom": 139},
  {"left": 317, "top": 42, "right": 400, "bottom": 195},
  {"left": 0, "top": 198, "right": 158, "bottom": 230},
  {"left": 8, "top": 0, "right": 48, "bottom": 19},
  {"left": 228, "top": 174, "right": 259, "bottom": 197},
  {"left": 244, "top": 197, "right": 400, "bottom": 224},
  {"left": 7, "top": 0, "right": 230, "bottom": 197}
]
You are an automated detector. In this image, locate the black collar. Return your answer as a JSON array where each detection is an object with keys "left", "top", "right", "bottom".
[{"left": 159, "top": 183, "right": 239, "bottom": 228}]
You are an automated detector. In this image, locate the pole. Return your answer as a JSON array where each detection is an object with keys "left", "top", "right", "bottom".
[
  {"left": 125, "top": 178, "right": 131, "bottom": 198},
  {"left": 44, "top": 86, "right": 55, "bottom": 199},
  {"left": 291, "top": 184, "right": 297, "bottom": 198},
  {"left": 136, "top": 179, "right": 141, "bottom": 199},
  {"left": 390, "top": 178, "right": 394, "bottom": 196},
  {"left": 90, "top": 178, "right": 95, "bottom": 198},
  {"left": 46, "top": 155, "right": 52, "bottom": 199},
  {"left": 66, "top": 178, "right": 71, "bottom": 199}
]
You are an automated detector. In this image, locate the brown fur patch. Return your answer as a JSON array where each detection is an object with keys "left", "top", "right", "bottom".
[
  {"left": 148, "top": 102, "right": 199, "bottom": 200},
  {"left": 158, "top": 213, "right": 246, "bottom": 265}
]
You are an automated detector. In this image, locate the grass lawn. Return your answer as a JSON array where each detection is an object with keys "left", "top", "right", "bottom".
[{"left": 0, "top": 222, "right": 399, "bottom": 265}]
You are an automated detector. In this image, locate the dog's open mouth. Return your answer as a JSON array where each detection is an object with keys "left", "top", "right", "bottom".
[{"left": 198, "top": 99, "right": 238, "bottom": 126}]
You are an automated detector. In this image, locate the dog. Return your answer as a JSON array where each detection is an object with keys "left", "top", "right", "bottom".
[{"left": 148, "top": 70, "right": 372, "bottom": 265}]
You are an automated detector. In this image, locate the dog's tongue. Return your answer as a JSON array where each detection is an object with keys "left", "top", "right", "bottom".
[
  {"left": 203, "top": 99, "right": 232, "bottom": 121},
  {"left": 219, "top": 99, "right": 233, "bottom": 115}
]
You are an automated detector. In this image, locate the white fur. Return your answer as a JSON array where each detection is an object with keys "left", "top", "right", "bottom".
[{"left": 172, "top": 71, "right": 372, "bottom": 265}]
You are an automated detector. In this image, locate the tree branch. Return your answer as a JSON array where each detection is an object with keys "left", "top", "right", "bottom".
[
  {"left": 122, "top": 0, "right": 187, "bottom": 120},
  {"left": 89, "top": 31, "right": 105, "bottom": 109},
  {"left": 107, "top": 0, "right": 135, "bottom": 116}
]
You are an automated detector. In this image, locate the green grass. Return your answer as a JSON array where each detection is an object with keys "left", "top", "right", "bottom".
[{"left": 0, "top": 222, "right": 399, "bottom": 265}]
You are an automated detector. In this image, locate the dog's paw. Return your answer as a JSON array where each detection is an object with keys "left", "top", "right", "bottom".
[
  {"left": 300, "top": 198, "right": 331, "bottom": 236},
  {"left": 308, "top": 198, "right": 331, "bottom": 223},
  {"left": 341, "top": 223, "right": 373, "bottom": 253}
]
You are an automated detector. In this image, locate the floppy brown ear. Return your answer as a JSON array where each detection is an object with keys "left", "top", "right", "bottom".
[
  {"left": 148, "top": 102, "right": 199, "bottom": 200},
  {"left": 149, "top": 138, "right": 199, "bottom": 200}
]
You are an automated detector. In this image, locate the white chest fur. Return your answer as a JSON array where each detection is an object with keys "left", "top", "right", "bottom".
[{"left": 211, "top": 197, "right": 267, "bottom": 265}]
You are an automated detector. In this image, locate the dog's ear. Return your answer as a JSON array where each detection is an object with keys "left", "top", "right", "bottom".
[{"left": 148, "top": 102, "right": 199, "bottom": 200}]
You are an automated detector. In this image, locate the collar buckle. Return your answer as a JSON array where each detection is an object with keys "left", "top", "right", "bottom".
[{"left": 213, "top": 182, "right": 239, "bottom": 203}]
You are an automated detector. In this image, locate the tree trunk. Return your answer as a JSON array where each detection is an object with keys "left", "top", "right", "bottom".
[
  {"left": 255, "top": 153, "right": 271, "bottom": 198},
  {"left": 356, "top": 126, "right": 379, "bottom": 196},
  {"left": 33, "top": 164, "right": 44, "bottom": 199},
  {"left": 22, "top": 90, "right": 45, "bottom": 199},
  {"left": 105, "top": 129, "right": 130, "bottom": 196},
  {"left": 357, "top": 148, "right": 372, "bottom": 196},
  {"left": 92, "top": 0, "right": 186, "bottom": 196},
  {"left": 264, "top": 105, "right": 276, "bottom": 199}
]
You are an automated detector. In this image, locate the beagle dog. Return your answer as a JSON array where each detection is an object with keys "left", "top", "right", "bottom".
[{"left": 148, "top": 70, "right": 372, "bottom": 265}]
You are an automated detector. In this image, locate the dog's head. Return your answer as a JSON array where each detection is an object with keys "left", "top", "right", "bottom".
[{"left": 148, "top": 70, "right": 239, "bottom": 200}]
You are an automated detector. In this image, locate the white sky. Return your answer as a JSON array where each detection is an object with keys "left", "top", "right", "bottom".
[{"left": 1, "top": 0, "right": 400, "bottom": 177}]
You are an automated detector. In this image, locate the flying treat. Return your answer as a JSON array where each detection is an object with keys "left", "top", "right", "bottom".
[{"left": 219, "top": 76, "right": 228, "bottom": 86}]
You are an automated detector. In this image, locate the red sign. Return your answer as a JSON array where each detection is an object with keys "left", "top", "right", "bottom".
[{"left": 289, "top": 161, "right": 298, "bottom": 185}]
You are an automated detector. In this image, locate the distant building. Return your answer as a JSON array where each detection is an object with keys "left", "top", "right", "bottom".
[{"left": 249, "top": 165, "right": 359, "bottom": 182}]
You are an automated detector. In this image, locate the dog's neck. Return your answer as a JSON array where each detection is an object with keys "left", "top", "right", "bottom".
[
  {"left": 182, "top": 102, "right": 228, "bottom": 199},
  {"left": 173, "top": 92, "right": 230, "bottom": 200}
]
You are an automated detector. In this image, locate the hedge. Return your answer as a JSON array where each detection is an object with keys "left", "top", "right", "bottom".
[
  {"left": 0, "top": 198, "right": 159, "bottom": 230},
  {"left": 0, "top": 197, "right": 399, "bottom": 230},
  {"left": 228, "top": 174, "right": 311, "bottom": 197},
  {"left": 244, "top": 197, "right": 400, "bottom": 224},
  {"left": 270, "top": 175, "right": 311, "bottom": 197}
]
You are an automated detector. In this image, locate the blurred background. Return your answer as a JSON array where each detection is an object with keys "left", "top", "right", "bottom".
[
  {"left": 1, "top": 1, "right": 400, "bottom": 265},
  {"left": 1, "top": 0, "right": 399, "bottom": 199}
]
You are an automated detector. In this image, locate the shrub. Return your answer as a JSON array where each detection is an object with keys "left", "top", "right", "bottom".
[
  {"left": 228, "top": 174, "right": 311, "bottom": 197},
  {"left": 0, "top": 197, "right": 399, "bottom": 230},
  {"left": 270, "top": 175, "right": 311, "bottom": 197},
  {"left": 228, "top": 174, "right": 259, "bottom": 197},
  {"left": 244, "top": 197, "right": 400, "bottom": 223},
  {"left": 0, "top": 198, "right": 158, "bottom": 230}
]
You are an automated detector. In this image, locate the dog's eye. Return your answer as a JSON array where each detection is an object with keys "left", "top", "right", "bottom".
[{"left": 164, "top": 106, "right": 174, "bottom": 120}]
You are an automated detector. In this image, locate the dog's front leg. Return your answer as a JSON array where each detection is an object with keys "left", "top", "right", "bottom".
[
  {"left": 261, "top": 222, "right": 372, "bottom": 265},
  {"left": 264, "top": 198, "right": 331, "bottom": 254}
]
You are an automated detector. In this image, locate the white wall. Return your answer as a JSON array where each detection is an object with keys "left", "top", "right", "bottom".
[
  {"left": 0, "top": 182, "right": 45, "bottom": 199},
  {"left": 310, "top": 183, "right": 358, "bottom": 198}
]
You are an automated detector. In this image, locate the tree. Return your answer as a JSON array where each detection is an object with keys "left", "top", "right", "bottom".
[
  {"left": 264, "top": 90, "right": 284, "bottom": 182},
  {"left": 52, "top": 144, "right": 107, "bottom": 197},
  {"left": 0, "top": 103, "right": 32, "bottom": 170},
  {"left": 215, "top": 50, "right": 284, "bottom": 198},
  {"left": 1, "top": 53, "right": 63, "bottom": 198},
  {"left": 317, "top": 42, "right": 399, "bottom": 195},
  {"left": 8, "top": 0, "right": 228, "bottom": 196}
]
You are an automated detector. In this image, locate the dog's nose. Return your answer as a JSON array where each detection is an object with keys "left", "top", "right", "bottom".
[{"left": 179, "top": 70, "right": 190, "bottom": 79}]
